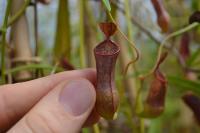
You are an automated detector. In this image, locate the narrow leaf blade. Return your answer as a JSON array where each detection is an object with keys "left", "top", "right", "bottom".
[
  {"left": 102, "top": 0, "right": 111, "bottom": 12},
  {"left": 168, "top": 75, "right": 200, "bottom": 96}
]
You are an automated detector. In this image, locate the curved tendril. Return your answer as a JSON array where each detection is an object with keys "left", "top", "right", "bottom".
[
  {"left": 108, "top": 12, "right": 140, "bottom": 75},
  {"left": 140, "top": 22, "right": 199, "bottom": 79}
]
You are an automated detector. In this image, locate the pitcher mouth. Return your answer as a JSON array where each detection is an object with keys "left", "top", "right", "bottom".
[{"left": 94, "top": 40, "right": 120, "bottom": 56}]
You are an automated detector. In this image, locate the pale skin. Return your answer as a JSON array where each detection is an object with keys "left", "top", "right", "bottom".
[{"left": 0, "top": 69, "right": 99, "bottom": 133}]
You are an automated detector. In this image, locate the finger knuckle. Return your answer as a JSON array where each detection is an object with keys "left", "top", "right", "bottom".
[{"left": 25, "top": 111, "right": 57, "bottom": 133}]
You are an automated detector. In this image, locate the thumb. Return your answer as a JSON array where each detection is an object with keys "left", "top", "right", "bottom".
[{"left": 8, "top": 78, "right": 96, "bottom": 133}]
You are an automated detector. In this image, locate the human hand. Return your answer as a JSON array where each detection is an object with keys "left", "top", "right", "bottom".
[{"left": 0, "top": 69, "right": 99, "bottom": 133}]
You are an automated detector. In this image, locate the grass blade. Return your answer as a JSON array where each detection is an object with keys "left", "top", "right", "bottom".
[
  {"left": 168, "top": 75, "right": 200, "bottom": 96},
  {"left": 102, "top": 0, "right": 111, "bottom": 12}
]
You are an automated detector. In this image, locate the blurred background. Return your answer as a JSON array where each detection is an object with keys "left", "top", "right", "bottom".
[{"left": 0, "top": 0, "right": 200, "bottom": 132}]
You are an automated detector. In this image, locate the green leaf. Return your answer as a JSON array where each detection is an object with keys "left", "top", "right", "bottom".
[
  {"left": 186, "top": 48, "right": 200, "bottom": 66},
  {"left": 148, "top": 119, "right": 162, "bottom": 133},
  {"left": 168, "top": 75, "right": 200, "bottom": 96},
  {"left": 102, "top": 0, "right": 111, "bottom": 12},
  {"left": 5, "top": 64, "right": 63, "bottom": 74},
  {"left": 54, "top": 0, "right": 71, "bottom": 60},
  {"left": 82, "top": 128, "right": 90, "bottom": 133}
]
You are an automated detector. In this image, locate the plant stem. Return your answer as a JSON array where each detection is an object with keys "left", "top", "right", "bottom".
[
  {"left": 11, "top": 0, "right": 33, "bottom": 81},
  {"left": 33, "top": 0, "right": 41, "bottom": 78},
  {"left": 108, "top": 12, "right": 140, "bottom": 74},
  {"left": 141, "top": 22, "right": 199, "bottom": 78},
  {"left": 1, "top": 0, "right": 12, "bottom": 84},
  {"left": 79, "top": 0, "right": 86, "bottom": 68},
  {"left": 8, "top": 0, "right": 30, "bottom": 26},
  {"left": 124, "top": 0, "right": 138, "bottom": 97},
  {"left": 124, "top": 1, "right": 143, "bottom": 131},
  {"left": 140, "top": 118, "right": 145, "bottom": 133},
  {"left": 33, "top": 0, "right": 38, "bottom": 56},
  {"left": 124, "top": 0, "right": 134, "bottom": 43},
  {"left": 93, "top": 124, "right": 100, "bottom": 133},
  {"left": 50, "top": 62, "right": 59, "bottom": 75}
]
